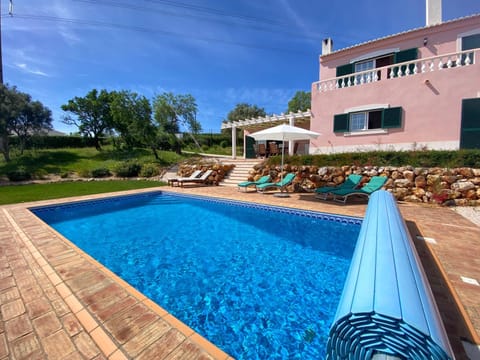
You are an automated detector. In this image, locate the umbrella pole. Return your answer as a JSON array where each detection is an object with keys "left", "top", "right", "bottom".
[{"left": 274, "top": 138, "right": 289, "bottom": 198}]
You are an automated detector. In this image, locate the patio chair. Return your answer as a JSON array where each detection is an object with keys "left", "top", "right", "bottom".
[
  {"left": 237, "top": 175, "right": 271, "bottom": 192},
  {"left": 331, "top": 176, "right": 388, "bottom": 203},
  {"left": 167, "top": 169, "right": 203, "bottom": 186},
  {"left": 315, "top": 174, "right": 363, "bottom": 200},
  {"left": 177, "top": 169, "right": 214, "bottom": 187},
  {"left": 268, "top": 142, "right": 279, "bottom": 156},
  {"left": 256, "top": 173, "right": 296, "bottom": 193},
  {"left": 257, "top": 143, "right": 267, "bottom": 158}
]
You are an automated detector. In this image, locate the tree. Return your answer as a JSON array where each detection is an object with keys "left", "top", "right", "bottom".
[
  {"left": 61, "top": 89, "right": 113, "bottom": 150},
  {"left": 0, "top": 84, "right": 52, "bottom": 161},
  {"left": 287, "top": 91, "right": 311, "bottom": 113},
  {"left": 109, "top": 90, "right": 155, "bottom": 151},
  {"left": 11, "top": 99, "right": 53, "bottom": 154},
  {"left": 225, "top": 103, "right": 266, "bottom": 123},
  {"left": 152, "top": 92, "right": 201, "bottom": 154}
]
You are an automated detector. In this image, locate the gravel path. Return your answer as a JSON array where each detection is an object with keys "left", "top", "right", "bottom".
[{"left": 451, "top": 206, "right": 480, "bottom": 227}]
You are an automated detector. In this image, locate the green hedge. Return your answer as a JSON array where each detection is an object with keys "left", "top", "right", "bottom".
[
  {"left": 9, "top": 136, "right": 109, "bottom": 149},
  {"left": 268, "top": 149, "right": 480, "bottom": 168}
]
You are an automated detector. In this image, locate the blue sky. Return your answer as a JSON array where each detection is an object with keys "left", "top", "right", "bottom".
[{"left": 2, "top": 0, "right": 479, "bottom": 134}]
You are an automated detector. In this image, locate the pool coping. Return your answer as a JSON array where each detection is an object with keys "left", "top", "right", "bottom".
[{"left": 1, "top": 186, "right": 479, "bottom": 359}]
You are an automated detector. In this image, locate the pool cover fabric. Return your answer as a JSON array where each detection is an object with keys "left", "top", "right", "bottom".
[{"left": 326, "top": 191, "right": 453, "bottom": 359}]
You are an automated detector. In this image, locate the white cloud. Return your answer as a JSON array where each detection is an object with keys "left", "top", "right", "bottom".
[
  {"left": 48, "top": 0, "right": 83, "bottom": 45},
  {"left": 14, "top": 63, "right": 49, "bottom": 77}
]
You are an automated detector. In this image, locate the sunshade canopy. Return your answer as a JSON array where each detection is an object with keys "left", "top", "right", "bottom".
[{"left": 249, "top": 124, "right": 320, "bottom": 141}]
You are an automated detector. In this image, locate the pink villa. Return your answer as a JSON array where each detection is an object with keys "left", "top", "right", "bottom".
[{"left": 223, "top": 1, "right": 480, "bottom": 158}]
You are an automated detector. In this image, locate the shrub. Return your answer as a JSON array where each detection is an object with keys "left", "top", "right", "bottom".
[
  {"left": 33, "top": 169, "right": 49, "bottom": 180},
  {"left": 77, "top": 169, "right": 92, "bottom": 178},
  {"left": 7, "top": 167, "right": 32, "bottom": 181},
  {"left": 115, "top": 161, "right": 142, "bottom": 177},
  {"left": 219, "top": 140, "right": 228, "bottom": 148},
  {"left": 139, "top": 163, "right": 160, "bottom": 177},
  {"left": 91, "top": 168, "right": 111, "bottom": 178}
]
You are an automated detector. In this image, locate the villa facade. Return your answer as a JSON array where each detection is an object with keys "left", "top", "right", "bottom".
[
  {"left": 310, "top": 12, "right": 480, "bottom": 154},
  {"left": 222, "top": 3, "right": 480, "bottom": 159}
]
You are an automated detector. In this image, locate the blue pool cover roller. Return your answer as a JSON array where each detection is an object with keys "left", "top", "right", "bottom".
[{"left": 327, "top": 190, "right": 454, "bottom": 359}]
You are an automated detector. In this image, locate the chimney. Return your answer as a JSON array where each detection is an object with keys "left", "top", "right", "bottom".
[
  {"left": 322, "top": 38, "right": 333, "bottom": 55},
  {"left": 426, "top": 0, "right": 442, "bottom": 26}
]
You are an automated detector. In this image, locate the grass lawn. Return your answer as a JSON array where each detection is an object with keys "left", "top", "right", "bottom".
[
  {"left": 0, "top": 180, "right": 164, "bottom": 205},
  {"left": 0, "top": 147, "right": 187, "bottom": 178}
]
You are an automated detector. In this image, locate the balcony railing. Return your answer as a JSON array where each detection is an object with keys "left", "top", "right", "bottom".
[{"left": 314, "top": 48, "right": 478, "bottom": 92}]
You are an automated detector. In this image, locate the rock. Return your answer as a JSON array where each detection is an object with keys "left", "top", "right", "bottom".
[
  {"left": 458, "top": 168, "right": 474, "bottom": 177},
  {"left": 394, "top": 179, "right": 411, "bottom": 188},
  {"left": 317, "top": 167, "right": 328, "bottom": 176},
  {"left": 404, "top": 195, "right": 423, "bottom": 203},
  {"left": 451, "top": 181, "right": 475, "bottom": 192},
  {"left": 426, "top": 174, "right": 440, "bottom": 186},
  {"left": 392, "top": 188, "right": 409, "bottom": 199},
  {"left": 415, "top": 175, "right": 427, "bottom": 188},
  {"left": 402, "top": 170, "right": 414, "bottom": 182},
  {"left": 391, "top": 171, "right": 401, "bottom": 180},
  {"left": 413, "top": 188, "right": 426, "bottom": 197},
  {"left": 470, "top": 177, "right": 480, "bottom": 185},
  {"left": 465, "top": 189, "right": 478, "bottom": 200},
  {"left": 443, "top": 199, "right": 456, "bottom": 207}
]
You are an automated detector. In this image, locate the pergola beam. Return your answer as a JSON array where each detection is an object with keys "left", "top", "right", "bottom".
[{"left": 222, "top": 110, "right": 312, "bottom": 159}]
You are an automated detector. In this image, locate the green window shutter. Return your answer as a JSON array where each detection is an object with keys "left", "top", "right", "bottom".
[
  {"left": 392, "top": 48, "right": 418, "bottom": 77},
  {"left": 333, "top": 113, "right": 349, "bottom": 132},
  {"left": 336, "top": 63, "right": 354, "bottom": 77},
  {"left": 394, "top": 48, "right": 418, "bottom": 63},
  {"left": 461, "top": 34, "right": 480, "bottom": 66},
  {"left": 460, "top": 98, "right": 480, "bottom": 149},
  {"left": 382, "top": 107, "right": 402, "bottom": 128},
  {"left": 462, "top": 34, "right": 480, "bottom": 51}
]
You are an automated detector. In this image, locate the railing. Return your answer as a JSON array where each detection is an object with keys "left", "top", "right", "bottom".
[{"left": 315, "top": 48, "right": 478, "bottom": 92}]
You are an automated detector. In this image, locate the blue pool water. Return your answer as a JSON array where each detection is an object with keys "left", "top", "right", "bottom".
[{"left": 32, "top": 192, "right": 361, "bottom": 359}]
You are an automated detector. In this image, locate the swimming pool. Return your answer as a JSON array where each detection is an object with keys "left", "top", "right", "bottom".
[{"left": 32, "top": 191, "right": 362, "bottom": 359}]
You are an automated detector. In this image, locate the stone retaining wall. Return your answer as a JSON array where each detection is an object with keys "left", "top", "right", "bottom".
[
  {"left": 246, "top": 164, "right": 480, "bottom": 206},
  {"left": 177, "top": 162, "right": 235, "bottom": 185}
]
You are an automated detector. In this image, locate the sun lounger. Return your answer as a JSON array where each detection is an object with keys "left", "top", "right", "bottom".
[
  {"left": 331, "top": 176, "right": 387, "bottom": 203},
  {"left": 167, "top": 170, "right": 202, "bottom": 186},
  {"left": 237, "top": 175, "right": 271, "bottom": 192},
  {"left": 315, "top": 174, "right": 363, "bottom": 200},
  {"left": 256, "top": 173, "right": 296, "bottom": 193},
  {"left": 177, "top": 169, "right": 214, "bottom": 187}
]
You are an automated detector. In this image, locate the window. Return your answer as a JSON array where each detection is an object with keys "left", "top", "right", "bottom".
[
  {"left": 349, "top": 110, "right": 382, "bottom": 132},
  {"left": 461, "top": 33, "right": 480, "bottom": 65},
  {"left": 336, "top": 48, "right": 416, "bottom": 80},
  {"left": 354, "top": 60, "right": 375, "bottom": 83},
  {"left": 350, "top": 112, "right": 367, "bottom": 131},
  {"left": 333, "top": 107, "right": 402, "bottom": 133}
]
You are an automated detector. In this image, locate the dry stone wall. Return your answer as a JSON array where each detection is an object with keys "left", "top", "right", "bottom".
[{"left": 247, "top": 164, "right": 480, "bottom": 206}]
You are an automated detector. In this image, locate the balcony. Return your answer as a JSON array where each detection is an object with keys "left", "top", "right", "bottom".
[{"left": 314, "top": 48, "right": 478, "bottom": 92}]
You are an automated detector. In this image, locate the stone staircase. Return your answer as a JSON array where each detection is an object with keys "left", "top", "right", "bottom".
[{"left": 219, "top": 158, "right": 263, "bottom": 187}]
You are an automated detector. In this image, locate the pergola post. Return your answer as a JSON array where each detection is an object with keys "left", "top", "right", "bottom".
[
  {"left": 231, "top": 126, "right": 237, "bottom": 159},
  {"left": 288, "top": 115, "right": 295, "bottom": 155}
]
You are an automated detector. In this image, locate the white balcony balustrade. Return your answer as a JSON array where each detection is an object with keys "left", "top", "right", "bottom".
[{"left": 314, "top": 49, "right": 477, "bottom": 92}]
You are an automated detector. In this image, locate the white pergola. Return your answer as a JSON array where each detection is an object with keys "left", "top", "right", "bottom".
[{"left": 221, "top": 110, "right": 312, "bottom": 159}]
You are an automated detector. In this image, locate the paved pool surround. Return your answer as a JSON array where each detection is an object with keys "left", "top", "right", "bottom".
[{"left": 0, "top": 185, "right": 479, "bottom": 359}]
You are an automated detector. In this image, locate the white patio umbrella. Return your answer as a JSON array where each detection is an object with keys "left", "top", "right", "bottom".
[{"left": 249, "top": 124, "right": 320, "bottom": 196}]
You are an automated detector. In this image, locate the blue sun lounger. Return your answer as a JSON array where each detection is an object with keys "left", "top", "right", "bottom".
[
  {"left": 315, "top": 174, "right": 363, "bottom": 200},
  {"left": 237, "top": 175, "right": 271, "bottom": 192},
  {"left": 256, "top": 173, "right": 296, "bottom": 193},
  {"left": 331, "top": 176, "right": 387, "bottom": 203}
]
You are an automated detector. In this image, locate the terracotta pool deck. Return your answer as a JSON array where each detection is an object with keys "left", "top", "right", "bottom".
[{"left": 1, "top": 185, "right": 479, "bottom": 359}]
